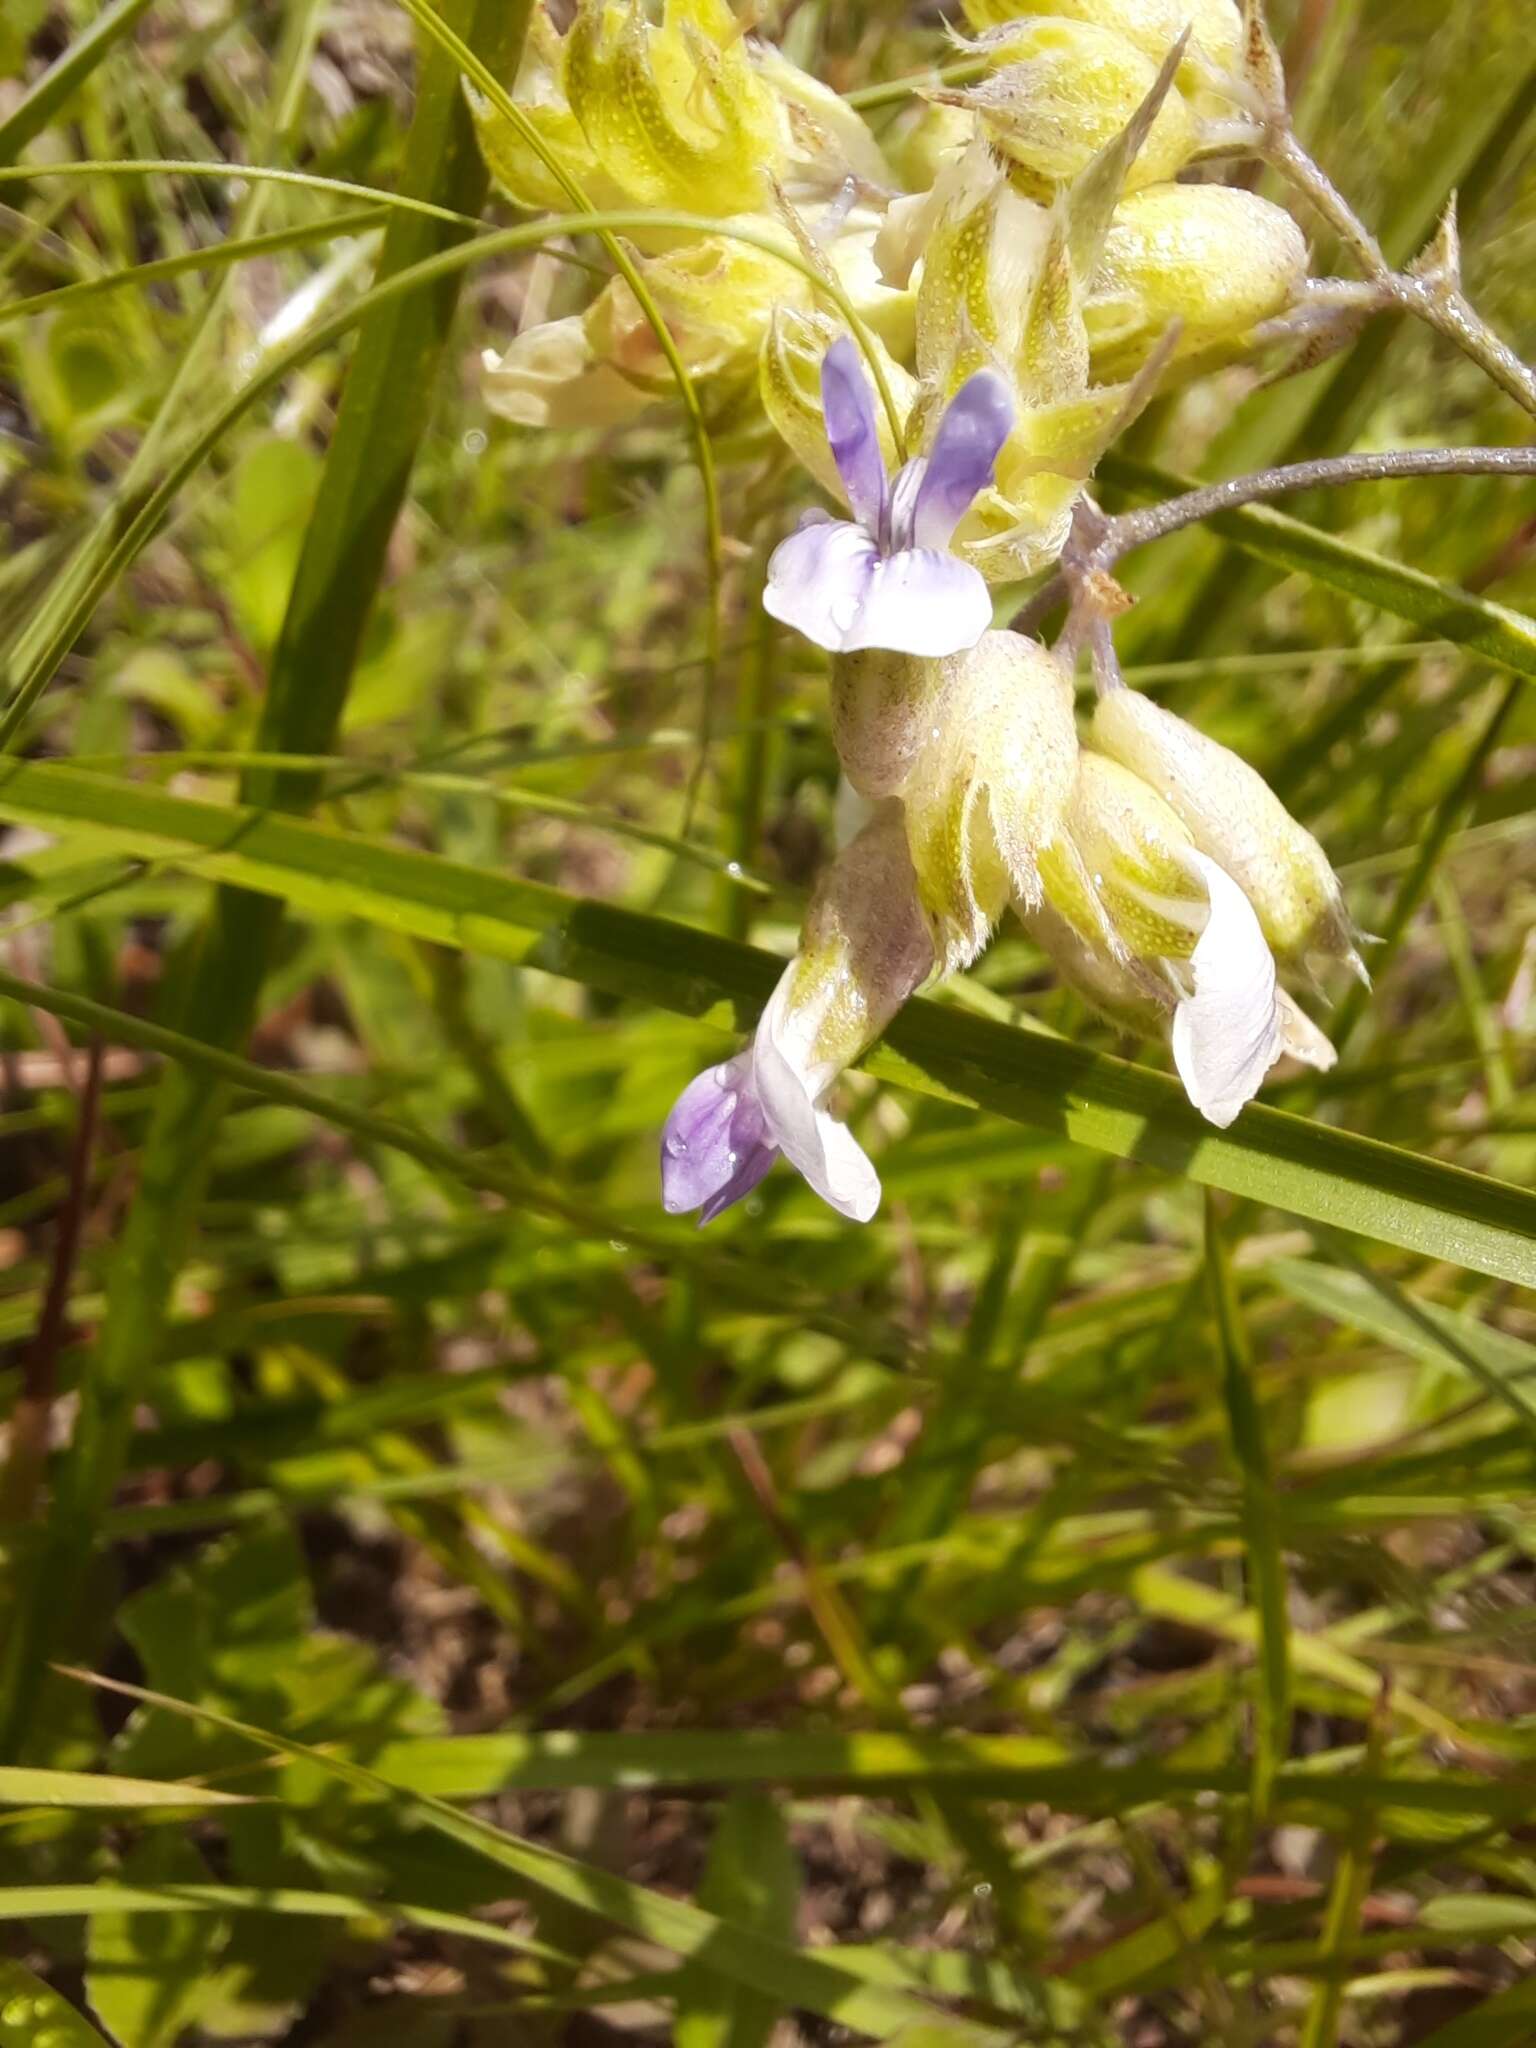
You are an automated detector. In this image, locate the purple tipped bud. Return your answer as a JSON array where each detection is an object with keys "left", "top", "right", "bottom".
[{"left": 660, "top": 1053, "right": 777, "bottom": 1224}]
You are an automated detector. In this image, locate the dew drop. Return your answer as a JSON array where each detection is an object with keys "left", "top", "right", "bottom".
[
  {"left": 1093, "top": 871, "right": 1104, "bottom": 885},
  {"left": 974, "top": 1881, "right": 993, "bottom": 1898},
  {"left": 931, "top": 726, "right": 941, "bottom": 739},
  {"left": 664, "top": 1134, "right": 689, "bottom": 1159},
  {"left": 609, "top": 1238, "right": 628, "bottom": 1253},
  {"left": 724, "top": 860, "right": 743, "bottom": 879},
  {"left": 463, "top": 427, "right": 488, "bottom": 456},
  {"left": 726, "top": 1149, "right": 739, "bottom": 1166}
]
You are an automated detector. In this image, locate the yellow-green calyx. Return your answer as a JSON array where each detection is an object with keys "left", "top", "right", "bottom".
[{"left": 1090, "top": 689, "right": 1363, "bottom": 971}]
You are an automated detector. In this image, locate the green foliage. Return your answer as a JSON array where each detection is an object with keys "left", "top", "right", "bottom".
[{"left": 0, "top": 0, "right": 1533, "bottom": 2044}]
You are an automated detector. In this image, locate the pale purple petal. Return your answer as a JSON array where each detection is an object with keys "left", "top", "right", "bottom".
[
  {"left": 763, "top": 517, "right": 880, "bottom": 653},
  {"left": 908, "top": 369, "right": 1014, "bottom": 551},
  {"left": 820, "top": 336, "right": 889, "bottom": 534},
  {"left": 661, "top": 1054, "right": 777, "bottom": 1221},
  {"left": 697, "top": 1139, "right": 776, "bottom": 1223},
  {"left": 838, "top": 546, "right": 994, "bottom": 657}
]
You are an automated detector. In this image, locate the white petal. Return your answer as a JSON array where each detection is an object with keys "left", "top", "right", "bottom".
[
  {"left": 1171, "top": 854, "right": 1283, "bottom": 1129},
  {"left": 763, "top": 518, "right": 879, "bottom": 653},
  {"left": 751, "top": 971, "right": 881, "bottom": 1222},
  {"left": 839, "top": 546, "right": 994, "bottom": 657},
  {"left": 1276, "top": 990, "right": 1338, "bottom": 1073}
]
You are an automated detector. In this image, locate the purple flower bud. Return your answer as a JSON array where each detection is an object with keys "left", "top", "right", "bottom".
[{"left": 660, "top": 1053, "right": 777, "bottom": 1225}]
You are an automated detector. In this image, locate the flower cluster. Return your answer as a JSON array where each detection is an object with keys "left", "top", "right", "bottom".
[
  {"left": 471, "top": 0, "right": 1307, "bottom": 499},
  {"left": 466, "top": 0, "right": 1364, "bottom": 1222},
  {"left": 661, "top": 340, "right": 1359, "bottom": 1223}
]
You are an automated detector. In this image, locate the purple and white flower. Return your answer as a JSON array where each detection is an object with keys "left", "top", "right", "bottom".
[
  {"left": 662, "top": 801, "right": 933, "bottom": 1226},
  {"left": 763, "top": 337, "right": 1014, "bottom": 658},
  {"left": 660, "top": 964, "right": 881, "bottom": 1225}
]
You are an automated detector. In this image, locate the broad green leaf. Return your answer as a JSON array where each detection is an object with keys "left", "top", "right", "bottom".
[
  {"left": 0, "top": 1964, "right": 110, "bottom": 2047},
  {"left": 87, "top": 1839, "right": 227, "bottom": 2048},
  {"left": 677, "top": 1795, "right": 800, "bottom": 2048}
]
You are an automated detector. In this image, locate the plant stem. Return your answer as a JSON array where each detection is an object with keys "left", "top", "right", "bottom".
[
  {"left": 1011, "top": 445, "right": 1536, "bottom": 636},
  {"left": 1268, "top": 128, "right": 1536, "bottom": 418}
]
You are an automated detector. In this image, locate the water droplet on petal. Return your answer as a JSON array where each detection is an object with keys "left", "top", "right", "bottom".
[
  {"left": 726, "top": 1150, "right": 738, "bottom": 1166},
  {"left": 664, "top": 1134, "right": 689, "bottom": 1159}
]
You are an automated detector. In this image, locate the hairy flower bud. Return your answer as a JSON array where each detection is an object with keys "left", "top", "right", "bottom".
[
  {"left": 943, "top": 20, "right": 1198, "bottom": 198},
  {"left": 1090, "top": 689, "right": 1362, "bottom": 972},
  {"left": 482, "top": 316, "right": 652, "bottom": 429},
  {"left": 1086, "top": 184, "right": 1309, "bottom": 378},
  {"left": 564, "top": 0, "right": 783, "bottom": 216},
  {"left": 465, "top": 8, "right": 624, "bottom": 214},
  {"left": 749, "top": 42, "right": 894, "bottom": 192},
  {"left": 1036, "top": 747, "right": 1338, "bottom": 1125},
  {"left": 1023, "top": 899, "right": 1173, "bottom": 1035},
  {"left": 586, "top": 236, "right": 803, "bottom": 396},
  {"left": 960, "top": 0, "right": 1242, "bottom": 91},
  {"left": 835, "top": 634, "right": 1078, "bottom": 971},
  {"left": 1039, "top": 751, "right": 1206, "bottom": 959}
]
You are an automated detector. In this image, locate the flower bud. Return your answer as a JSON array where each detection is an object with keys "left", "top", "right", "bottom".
[
  {"left": 942, "top": 20, "right": 1199, "bottom": 198},
  {"left": 749, "top": 42, "right": 893, "bottom": 192},
  {"left": 760, "top": 308, "right": 916, "bottom": 505},
  {"left": 465, "top": 9, "right": 623, "bottom": 214},
  {"left": 1022, "top": 900, "right": 1173, "bottom": 1035},
  {"left": 1036, "top": 748, "right": 1340, "bottom": 1125},
  {"left": 779, "top": 798, "right": 935, "bottom": 1092},
  {"left": 586, "top": 235, "right": 798, "bottom": 394},
  {"left": 1038, "top": 751, "right": 1206, "bottom": 961},
  {"left": 481, "top": 315, "right": 651, "bottom": 429},
  {"left": 884, "top": 99, "right": 979, "bottom": 196},
  {"left": 564, "top": 0, "right": 783, "bottom": 216},
  {"left": 1085, "top": 184, "right": 1308, "bottom": 378},
  {"left": 1090, "top": 689, "right": 1362, "bottom": 972},
  {"left": 960, "top": 0, "right": 1241, "bottom": 92},
  {"left": 835, "top": 634, "right": 1079, "bottom": 971},
  {"left": 913, "top": 143, "right": 1053, "bottom": 389}
]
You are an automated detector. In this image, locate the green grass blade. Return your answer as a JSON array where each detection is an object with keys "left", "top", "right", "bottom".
[
  {"left": 1274, "top": 1248, "right": 1536, "bottom": 1441},
  {"left": 0, "top": 761, "right": 1530, "bottom": 1281},
  {"left": 0, "top": 1767, "right": 249, "bottom": 1809},
  {"left": 62, "top": 1672, "right": 1017, "bottom": 2047},
  {"left": 0, "top": 0, "right": 534, "bottom": 1757},
  {"left": 1205, "top": 1194, "right": 1290, "bottom": 1819},
  {"left": 0, "top": 0, "right": 156, "bottom": 168}
]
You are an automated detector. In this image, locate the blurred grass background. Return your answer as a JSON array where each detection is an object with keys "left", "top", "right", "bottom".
[{"left": 0, "top": 0, "right": 1535, "bottom": 2043}]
